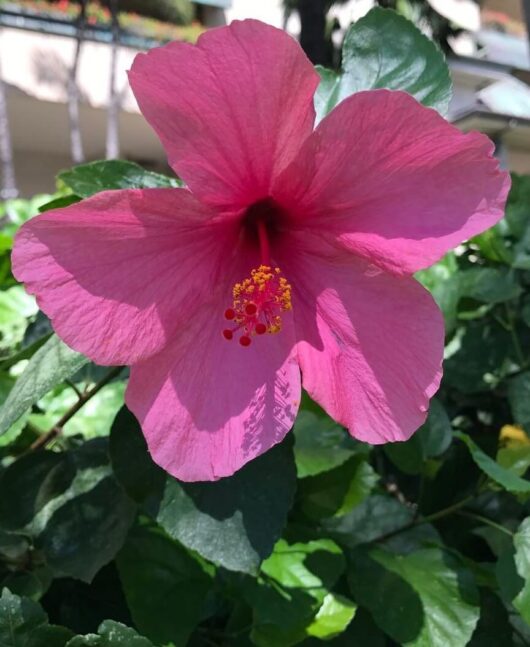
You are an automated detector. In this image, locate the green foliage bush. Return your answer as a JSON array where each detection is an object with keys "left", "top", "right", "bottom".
[
  {"left": 114, "top": 0, "right": 194, "bottom": 26},
  {"left": 0, "top": 158, "right": 529, "bottom": 646}
]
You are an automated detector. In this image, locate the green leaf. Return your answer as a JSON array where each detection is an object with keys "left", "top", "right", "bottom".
[
  {"left": 459, "top": 267, "right": 522, "bottom": 304},
  {"left": 293, "top": 410, "right": 359, "bottom": 478},
  {"left": 315, "top": 7, "right": 452, "bottom": 120},
  {"left": 472, "top": 226, "right": 513, "bottom": 265},
  {"left": 513, "top": 517, "right": 530, "bottom": 625},
  {"left": 66, "top": 621, "right": 155, "bottom": 647},
  {"left": 0, "top": 441, "right": 136, "bottom": 583},
  {"left": 1, "top": 567, "right": 53, "bottom": 602},
  {"left": 38, "top": 195, "right": 81, "bottom": 213},
  {"left": 262, "top": 539, "right": 344, "bottom": 604},
  {"left": 508, "top": 372, "right": 530, "bottom": 433},
  {"left": 0, "top": 287, "right": 38, "bottom": 352},
  {"left": 297, "top": 455, "right": 378, "bottom": 520},
  {"left": 314, "top": 67, "right": 341, "bottom": 123},
  {"left": 116, "top": 523, "right": 211, "bottom": 647},
  {"left": 247, "top": 539, "right": 346, "bottom": 646},
  {"left": 416, "top": 253, "right": 460, "bottom": 333},
  {"left": 0, "top": 335, "right": 88, "bottom": 436},
  {"left": 109, "top": 407, "right": 165, "bottom": 506},
  {"left": 0, "top": 589, "right": 73, "bottom": 647},
  {"left": 0, "top": 451, "right": 70, "bottom": 531},
  {"left": 322, "top": 495, "right": 412, "bottom": 547},
  {"left": 468, "top": 590, "right": 515, "bottom": 647},
  {"left": 385, "top": 399, "right": 452, "bottom": 474},
  {"left": 384, "top": 434, "right": 424, "bottom": 476},
  {"left": 456, "top": 432, "right": 530, "bottom": 494},
  {"left": 348, "top": 547, "right": 479, "bottom": 646},
  {"left": 506, "top": 174, "right": 530, "bottom": 239},
  {"left": 497, "top": 445, "right": 530, "bottom": 477},
  {"left": 306, "top": 592, "right": 356, "bottom": 639},
  {"left": 444, "top": 320, "right": 512, "bottom": 394},
  {"left": 157, "top": 437, "right": 296, "bottom": 574},
  {"left": 327, "top": 607, "right": 386, "bottom": 646},
  {"left": 0, "top": 333, "right": 52, "bottom": 372},
  {"left": 58, "top": 160, "right": 180, "bottom": 198},
  {"left": 417, "top": 398, "right": 453, "bottom": 457}
]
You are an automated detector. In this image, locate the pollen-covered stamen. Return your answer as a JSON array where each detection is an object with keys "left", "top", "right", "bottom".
[{"left": 222, "top": 265, "right": 292, "bottom": 346}]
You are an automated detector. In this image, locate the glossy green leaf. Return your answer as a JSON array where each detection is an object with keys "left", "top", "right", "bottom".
[
  {"left": 262, "top": 539, "right": 344, "bottom": 603},
  {"left": 293, "top": 410, "right": 358, "bottom": 478},
  {"left": 456, "top": 432, "right": 530, "bottom": 494},
  {"left": 157, "top": 437, "right": 296, "bottom": 574},
  {"left": 314, "top": 67, "right": 341, "bottom": 123},
  {"left": 66, "top": 621, "right": 155, "bottom": 647},
  {"left": 306, "top": 592, "right": 356, "bottom": 639},
  {"left": 348, "top": 547, "right": 479, "bottom": 646},
  {"left": 0, "top": 588, "right": 73, "bottom": 647},
  {"left": 58, "top": 160, "right": 180, "bottom": 198},
  {"left": 116, "top": 523, "right": 211, "bottom": 647},
  {"left": 247, "top": 538, "right": 346, "bottom": 646},
  {"left": 0, "top": 335, "right": 88, "bottom": 436},
  {"left": 38, "top": 195, "right": 81, "bottom": 213},
  {"left": 315, "top": 7, "right": 452, "bottom": 120},
  {"left": 508, "top": 372, "right": 530, "bottom": 432}
]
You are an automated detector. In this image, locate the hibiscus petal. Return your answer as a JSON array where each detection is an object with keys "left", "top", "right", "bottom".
[
  {"left": 281, "top": 239, "right": 443, "bottom": 444},
  {"left": 129, "top": 19, "right": 318, "bottom": 211},
  {"left": 12, "top": 189, "right": 240, "bottom": 365},
  {"left": 274, "top": 90, "right": 510, "bottom": 275},
  {"left": 126, "top": 307, "right": 301, "bottom": 482}
]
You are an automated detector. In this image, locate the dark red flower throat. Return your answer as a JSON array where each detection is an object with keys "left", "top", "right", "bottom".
[{"left": 223, "top": 198, "right": 292, "bottom": 347}]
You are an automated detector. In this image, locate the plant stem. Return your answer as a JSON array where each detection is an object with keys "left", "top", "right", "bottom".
[
  {"left": 29, "top": 367, "right": 123, "bottom": 451},
  {"left": 373, "top": 493, "right": 476, "bottom": 544},
  {"left": 455, "top": 510, "right": 514, "bottom": 536}
]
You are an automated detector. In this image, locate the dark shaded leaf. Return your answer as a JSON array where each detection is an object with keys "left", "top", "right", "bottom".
[
  {"left": 109, "top": 407, "right": 165, "bottom": 507},
  {"left": 157, "top": 437, "right": 296, "bottom": 574},
  {"left": 348, "top": 547, "right": 479, "bottom": 646},
  {"left": 293, "top": 410, "right": 358, "bottom": 478},
  {"left": 116, "top": 523, "right": 211, "bottom": 647},
  {"left": 508, "top": 372, "right": 530, "bottom": 433}
]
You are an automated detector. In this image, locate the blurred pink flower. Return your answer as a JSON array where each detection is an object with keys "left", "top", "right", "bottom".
[{"left": 13, "top": 20, "right": 509, "bottom": 481}]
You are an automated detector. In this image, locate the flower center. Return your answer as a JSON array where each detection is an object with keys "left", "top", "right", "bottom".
[
  {"left": 223, "top": 265, "right": 292, "bottom": 346},
  {"left": 223, "top": 200, "right": 292, "bottom": 347}
]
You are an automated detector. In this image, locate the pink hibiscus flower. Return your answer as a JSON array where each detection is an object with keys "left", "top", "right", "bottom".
[{"left": 13, "top": 20, "right": 509, "bottom": 481}]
